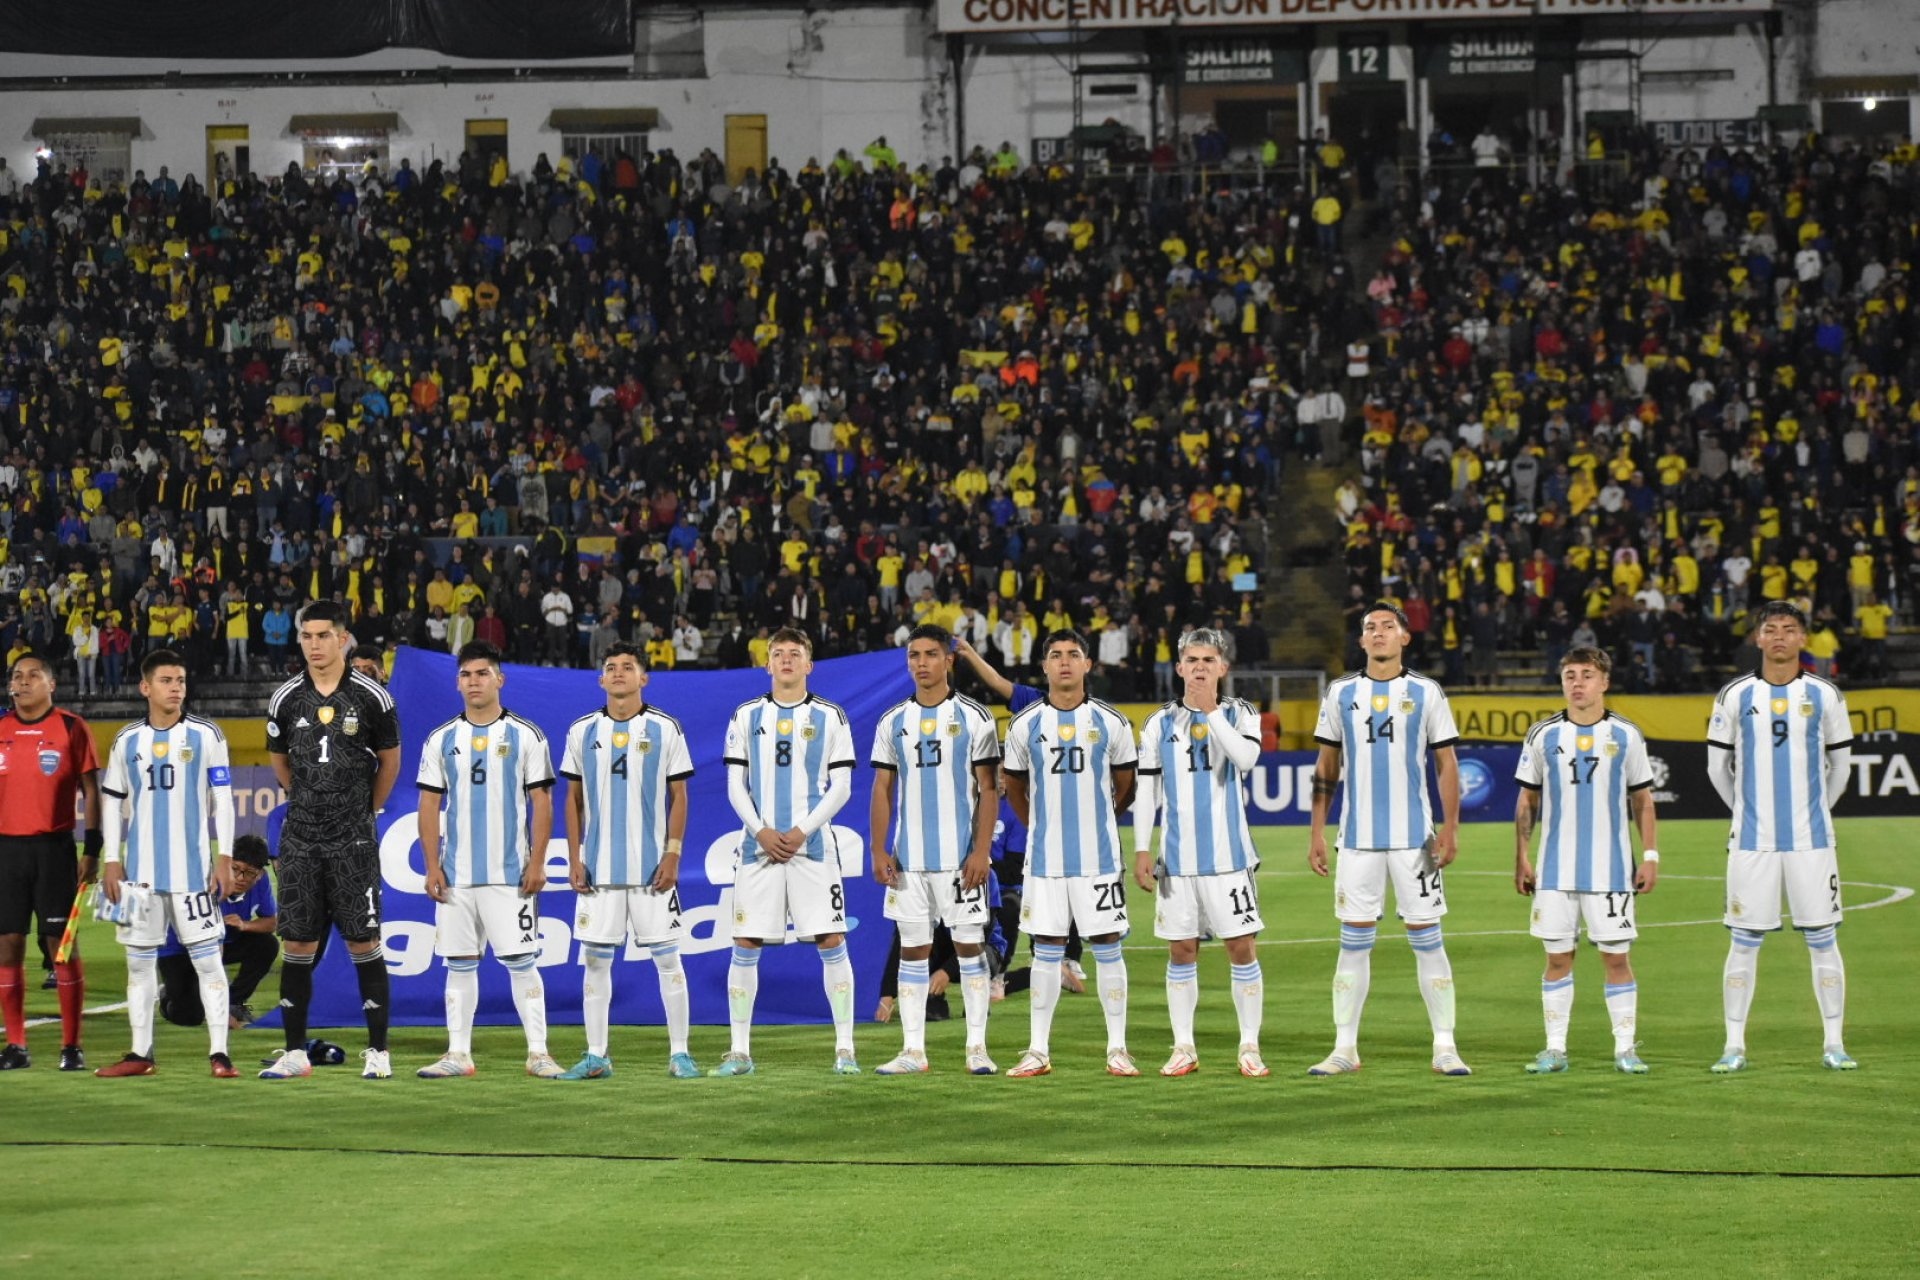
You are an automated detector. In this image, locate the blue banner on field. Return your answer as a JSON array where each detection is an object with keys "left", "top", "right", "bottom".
[
  {"left": 1246, "top": 747, "right": 1521, "bottom": 825},
  {"left": 286, "top": 646, "right": 914, "bottom": 1031}
]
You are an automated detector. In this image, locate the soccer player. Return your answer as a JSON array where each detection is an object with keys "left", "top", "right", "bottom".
[
  {"left": 259, "top": 601, "right": 402, "bottom": 1081},
  {"left": 415, "top": 641, "right": 561, "bottom": 1079},
  {"left": 556, "top": 641, "right": 698, "bottom": 1080},
  {"left": 1514, "top": 647, "right": 1659, "bottom": 1074},
  {"left": 869, "top": 624, "right": 1001, "bottom": 1075},
  {"left": 156, "top": 834, "right": 279, "bottom": 1030},
  {"left": 1706, "top": 601, "right": 1856, "bottom": 1072},
  {"left": 1002, "top": 629, "right": 1139, "bottom": 1078},
  {"left": 715, "top": 627, "right": 858, "bottom": 1076},
  {"left": 94, "top": 650, "right": 239, "bottom": 1077},
  {"left": 1133, "top": 628, "right": 1268, "bottom": 1078},
  {"left": 0, "top": 651, "right": 102, "bottom": 1071},
  {"left": 1307, "top": 602, "right": 1469, "bottom": 1077}
]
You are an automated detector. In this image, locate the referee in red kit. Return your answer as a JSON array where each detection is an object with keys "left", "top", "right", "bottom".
[{"left": 0, "top": 651, "right": 103, "bottom": 1070}]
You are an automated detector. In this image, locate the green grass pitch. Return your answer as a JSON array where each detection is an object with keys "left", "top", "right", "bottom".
[{"left": 5, "top": 818, "right": 1915, "bottom": 1277}]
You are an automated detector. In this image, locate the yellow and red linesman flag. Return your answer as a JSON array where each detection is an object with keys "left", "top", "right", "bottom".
[{"left": 53, "top": 876, "right": 93, "bottom": 965}]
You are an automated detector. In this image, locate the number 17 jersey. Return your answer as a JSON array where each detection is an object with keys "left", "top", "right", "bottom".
[{"left": 1515, "top": 712, "right": 1653, "bottom": 893}]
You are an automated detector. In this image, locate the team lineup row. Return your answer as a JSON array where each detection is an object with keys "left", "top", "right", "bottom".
[{"left": 70, "top": 597, "right": 1861, "bottom": 1085}]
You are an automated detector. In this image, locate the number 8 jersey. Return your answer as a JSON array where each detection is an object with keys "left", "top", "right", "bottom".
[
  {"left": 1001, "top": 698, "right": 1139, "bottom": 878},
  {"left": 1515, "top": 712, "right": 1653, "bottom": 893},
  {"left": 1313, "top": 670, "right": 1460, "bottom": 852}
]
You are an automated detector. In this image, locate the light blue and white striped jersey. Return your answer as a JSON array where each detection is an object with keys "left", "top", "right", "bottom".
[
  {"left": 1708, "top": 672, "right": 1852, "bottom": 852},
  {"left": 417, "top": 711, "right": 556, "bottom": 887},
  {"left": 1515, "top": 712, "right": 1653, "bottom": 894},
  {"left": 100, "top": 717, "right": 232, "bottom": 894},
  {"left": 1137, "top": 699, "right": 1261, "bottom": 877},
  {"left": 724, "top": 694, "right": 855, "bottom": 863},
  {"left": 1314, "top": 669, "right": 1460, "bottom": 851},
  {"left": 1002, "top": 697, "right": 1139, "bottom": 878},
  {"left": 869, "top": 693, "right": 1000, "bottom": 873},
  {"left": 559, "top": 705, "right": 695, "bottom": 887}
]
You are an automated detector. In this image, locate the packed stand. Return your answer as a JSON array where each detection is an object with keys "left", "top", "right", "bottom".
[
  {"left": 0, "top": 137, "right": 1308, "bottom": 698},
  {"left": 1328, "top": 128, "right": 1919, "bottom": 689}
]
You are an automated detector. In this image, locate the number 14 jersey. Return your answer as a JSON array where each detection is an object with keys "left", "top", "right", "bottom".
[{"left": 1314, "top": 670, "right": 1460, "bottom": 852}]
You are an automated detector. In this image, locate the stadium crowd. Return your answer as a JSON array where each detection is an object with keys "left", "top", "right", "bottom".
[
  {"left": 0, "top": 138, "right": 1300, "bottom": 700},
  {"left": 1333, "top": 126, "right": 1919, "bottom": 689}
]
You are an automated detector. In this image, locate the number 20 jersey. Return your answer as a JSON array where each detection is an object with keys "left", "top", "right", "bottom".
[
  {"left": 1313, "top": 670, "right": 1459, "bottom": 852},
  {"left": 1001, "top": 698, "right": 1138, "bottom": 879}
]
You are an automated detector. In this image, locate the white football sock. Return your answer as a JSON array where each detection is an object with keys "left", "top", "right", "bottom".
[
  {"left": 820, "top": 942, "right": 855, "bottom": 1054},
  {"left": 504, "top": 953, "right": 547, "bottom": 1056},
  {"left": 653, "top": 944, "right": 690, "bottom": 1057},
  {"left": 1723, "top": 929, "right": 1763, "bottom": 1051},
  {"left": 125, "top": 946, "right": 159, "bottom": 1058},
  {"left": 1028, "top": 943, "right": 1065, "bottom": 1056},
  {"left": 1166, "top": 961, "right": 1199, "bottom": 1047},
  {"left": 188, "top": 942, "right": 231, "bottom": 1057},
  {"left": 1409, "top": 925, "right": 1456, "bottom": 1049},
  {"left": 445, "top": 958, "right": 479, "bottom": 1057},
  {"left": 1333, "top": 925, "right": 1375, "bottom": 1054},
  {"left": 1804, "top": 926, "right": 1846, "bottom": 1049},
  {"left": 1604, "top": 981, "right": 1638, "bottom": 1055},
  {"left": 897, "top": 958, "right": 929, "bottom": 1054},
  {"left": 1092, "top": 941, "right": 1128, "bottom": 1052},
  {"left": 1229, "top": 960, "right": 1263, "bottom": 1048},
  {"left": 727, "top": 945, "right": 760, "bottom": 1057},
  {"left": 581, "top": 943, "right": 616, "bottom": 1058},
  {"left": 1542, "top": 975, "right": 1574, "bottom": 1052},
  {"left": 956, "top": 952, "right": 989, "bottom": 1051}
]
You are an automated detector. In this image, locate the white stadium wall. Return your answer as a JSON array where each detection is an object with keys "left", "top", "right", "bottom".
[{"left": 0, "top": 2, "right": 1906, "bottom": 183}]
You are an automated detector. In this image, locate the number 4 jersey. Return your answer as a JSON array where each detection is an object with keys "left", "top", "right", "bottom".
[{"left": 1515, "top": 712, "right": 1653, "bottom": 893}]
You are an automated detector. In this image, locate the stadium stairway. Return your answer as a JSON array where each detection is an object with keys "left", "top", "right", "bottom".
[{"left": 1264, "top": 464, "right": 1348, "bottom": 671}]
